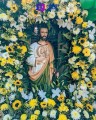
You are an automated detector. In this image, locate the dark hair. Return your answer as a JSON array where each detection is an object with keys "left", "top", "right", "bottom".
[{"left": 39, "top": 23, "right": 48, "bottom": 30}]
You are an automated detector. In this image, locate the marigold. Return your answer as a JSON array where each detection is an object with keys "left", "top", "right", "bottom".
[
  {"left": 82, "top": 22, "right": 88, "bottom": 28},
  {"left": 47, "top": 99, "right": 56, "bottom": 107},
  {"left": 58, "top": 114, "right": 68, "bottom": 120},
  {"left": 82, "top": 48, "right": 91, "bottom": 57},
  {"left": 12, "top": 100, "right": 22, "bottom": 110},
  {"left": 76, "top": 17, "right": 83, "bottom": 24},
  {"left": 72, "top": 45, "right": 82, "bottom": 54},
  {"left": 72, "top": 71, "right": 79, "bottom": 80},
  {"left": 58, "top": 103, "right": 69, "bottom": 112}
]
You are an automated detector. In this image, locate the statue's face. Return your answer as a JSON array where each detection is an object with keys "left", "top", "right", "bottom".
[{"left": 40, "top": 28, "right": 48, "bottom": 40}]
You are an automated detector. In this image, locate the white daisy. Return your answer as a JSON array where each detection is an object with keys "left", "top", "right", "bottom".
[
  {"left": 57, "top": 19, "right": 66, "bottom": 28},
  {"left": 66, "top": 3, "right": 75, "bottom": 13},
  {"left": 18, "top": 15, "right": 26, "bottom": 22},
  {"left": 10, "top": 35, "right": 17, "bottom": 42},
  {"left": 42, "top": 111, "right": 47, "bottom": 117},
  {"left": 16, "top": 73, "right": 23, "bottom": 79},
  {"left": 73, "top": 28, "right": 80, "bottom": 35},
  {"left": 71, "top": 109, "right": 81, "bottom": 120},
  {"left": 57, "top": 10, "right": 65, "bottom": 19},
  {"left": 48, "top": 10, "right": 56, "bottom": 19},
  {"left": 3, "top": 114, "right": 12, "bottom": 120},
  {"left": 0, "top": 13, "right": 8, "bottom": 21},
  {"left": 50, "top": 109, "right": 57, "bottom": 118}
]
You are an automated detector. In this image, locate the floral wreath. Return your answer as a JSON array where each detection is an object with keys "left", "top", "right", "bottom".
[{"left": 0, "top": 0, "right": 96, "bottom": 120}]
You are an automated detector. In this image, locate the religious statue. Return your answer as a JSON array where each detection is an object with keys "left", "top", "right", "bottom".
[{"left": 26, "top": 24, "right": 54, "bottom": 91}]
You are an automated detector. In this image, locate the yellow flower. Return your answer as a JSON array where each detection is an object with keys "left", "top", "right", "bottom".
[
  {"left": 30, "top": 114, "right": 38, "bottom": 120},
  {"left": 76, "top": 60, "right": 87, "bottom": 70},
  {"left": 6, "top": 46, "right": 14, "bottom": 53},
  {"left": 58, "top": 114, "right": 67, "bottom": 120},
  {"left": 72, "top": 40, "right": 77, "bottom": 46},
  {"left": 47, "top": 99, "right": 56, "bottom": 107},
  {"left": 86, "top": 104, "right": 93, "bottom": 112},
  {"left": 91, "top": 67, "right": 96, "bottom": 74},
  {"left": 72, "top": 45, "right": 82, "bottom": 54},
  {"left": 18, "top": 31, "right": 24, "bottom": 37},
  {"left": 76, "top": 17, "right": 83, "bottom": 24},
  {"left": 12, "top": 100, "right": 22, "bottom": 110},
  {"left": 5, "top": 71, "right": 13, "bottom": 78},
  {"left": 18, "top": 87, "right": 23, "bottom": 92},
  {"left": 82, "top": 22, "right": 88, "bottom": 28},
  {"left": 87, "top": 81, "right": 93, "bottom": 88},
  {"left": 20, "top": 114, "right": 27, "bottom": 120},
  {"left": 79, "top": 37, "right": 87, "bottom": 46},
  {"left": 10, "top": 4, "right": 18, "bottom": 13},
  {"left": 72, "top": 71, "right": 79, "bottom": 80},
  {"left": 53, "top": 0, "right": 59, "bottom": 4},
  {"left": 21, "top": 0, "right": 33, "bottom": 6},
  {"left": 92, "top": 74, "right": 96, "bottom": 80},
  {"left": 58, "top": 103, "right": 69, "bottom": 112},
  {"left": 29, "top": 99, "right": 38, "bottom": 109},
  {"left": 75, "top": 103, "right": 83, "bottom": 109},
  {"left": 34, "top": 110, "right": 40, "bottom": 115},
  {"left": 82, "top": 48, "right": 91, "bottom": 57},
  {"left": 0, "top": 58, "right": 7, "bottom": 66},
  {"left": 0, "top": 88, "right": 7, "bottom": 95},
  {"left": 92, "top": 115, "right": 96, "bottom": 120},
  {"left": 7, "top": 58, "right": 15, "bottom": 65},
  {"left": 0, "top": 104, "right": 9, "bottom": 111},
  {"left": 40, "top": 101, "right": 47, "bottom": 109},
  {"left": 57, "top": 94, "right": 65, "bottom": 102},
  {"left": 13, "top": 80, "right": 22, "bottom": 86},
  {"left": 21, "top": 46, "right": 27, "bottom": 54}
]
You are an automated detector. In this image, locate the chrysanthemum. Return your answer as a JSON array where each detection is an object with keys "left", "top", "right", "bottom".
[
  {"left": 72, "top": 45, "right": 82, "bottom": 54},
  {"left": 58, "top": 114, "right": 68, "bottom": 120},
  {"left": 12, "top": 100, "right": 22, "bottom": 110},
  {"left": 76, "top": 17, "right": 83, "bottom": 24},
  {"left": 71, "top": 71, "right": 79, "bottom": 80}
]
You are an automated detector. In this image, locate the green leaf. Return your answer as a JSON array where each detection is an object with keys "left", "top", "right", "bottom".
[
  {"left": 80, "top": 0, "right": 94, "bottom": 9},
  {"left": 87, "top": 8, "right": 96, "bottom": 21}
]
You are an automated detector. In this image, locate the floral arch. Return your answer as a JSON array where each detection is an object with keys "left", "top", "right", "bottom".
[{"left": 0, "top": 0, "right": 96, "bottom": 120}]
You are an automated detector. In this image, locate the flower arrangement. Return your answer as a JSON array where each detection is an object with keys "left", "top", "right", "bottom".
[{"left": 0, "top": 0, "right": 96, "bottom": 119}]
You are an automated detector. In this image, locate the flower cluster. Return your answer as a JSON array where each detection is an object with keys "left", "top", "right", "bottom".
[{"left": 0, "top": 0, "right": 96, "bottom": 120}]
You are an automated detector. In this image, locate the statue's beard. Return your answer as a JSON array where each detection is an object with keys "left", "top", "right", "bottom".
[{"left": 40, "top": 36, "right": 47, "bottom": 40}]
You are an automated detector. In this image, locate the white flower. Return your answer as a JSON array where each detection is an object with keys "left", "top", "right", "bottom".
[
  {"left": 50, "top": 110, "right": 57, "bottom": 118},
  {"left": 83, "top": 41, "right": 90, "bottom": 47},
  {"left": 85, "top": 77, "right": 90, "bottom": 82},
  {"left": 11, "top": 86, "right": 17, "bottom": 91},
  {"left": 3, "top": 114, "right": 12, "bottom": 120},
  {"left": 65, "top": 19, "right": 73, "bottom": 30},
  {"left": 82, "top": 10, "right": 88, "bottom": 16},
  {"left": 6, "top": 1, "right": 12, "bottom": 8},
  {"left": 36, "top": 15, "right": 43, "bottom": 23},
  {"left": 88, "top": 53, "right": 95, "bottom": 63},
  {"left": 48, "top": 10, "right": 55, "bottom": 19},
  {"left": 5, "top": 82, "right": 12, "bottom": 89},
  {"left": 68, "top": 56, "right": 77, "bottom": 64},
  {"left": 83, "top": 110, "right": 89, "bottom": 119},
  {"left": 73, "top": 28, "right": 80, "bottom": 35},
  {"left": 10, "top": 35, "right": 17, "bottom": 42},
  {"left": 57, "top": 10, "right": 65, "bottom": 19},
  {"left": 21, "top": 91, "right": 33, "bottom": 100},
  {"left": 38, "top": 90, "right": 46, "bottom": 100},
  {"left": 42, "top": 111, "right": 47, "bottom": 117},
  {"left": 1, "top": 52, "right": 9, "bottom": 58},
  {"left": 87, "top": 20, "right": 95, "bottom": 28},
  {"left": 16, "top": 73, "right": 23, "bottom": 79},
  {"left": 69, "top": 84, "right": 76, "bottom": 93},
  {"left": 80, "top": 83, "right": 87, "bottom": 90},
  {"left": 0, "top": 97, "right": 5, "bottom": 104},
  {"left": 89, "top": 28, "right": 95, "bottom": 40},
  {"left": 18, "top": 15, "right": 26, "bottom": 22},
  {"left": 14, "top": 60, "right": 20, "bottom": 65},
  {"left": 9, "top": 94, "right": 16, "bottom": 101},
  {"left": 39, "top": 0, "right": 49, "bottom": 2},
  {"left": 71, "top": 109, "right": 81, "bottom": 120},
  {"left": 57, "top": 19, "right": 66, "bottom": 28},
  {"left": 52, "top": 88, "right": 61, "bottom": 98},
  {"left": 93, "top": 101, "right": 96, "bottom": 109},
  {"left": 80, "top": 90, "right": 89, "bottom": 98},
  {"left": 0, "top": 13, "right": 8, "bottom": 21},
  {"left": 66, "top": 3, "right": 75, "bottom": 13},
  {"left": 60, "top": 0, "right": 69, "bottom": 3},
  {"left": 15, "top": 23, "right": 25, "bottom": 31}
]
